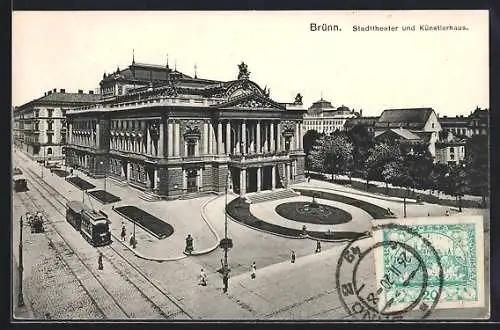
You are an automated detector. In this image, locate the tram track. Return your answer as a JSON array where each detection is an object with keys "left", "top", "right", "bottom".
[
  {"left": 20, "top": 164, "right": 192, "bottom": 320},
  {"left": 17, "top": 192, "right": 127, "bottom": 319}
]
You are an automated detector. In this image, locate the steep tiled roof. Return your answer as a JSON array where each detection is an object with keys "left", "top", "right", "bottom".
[
  {"left": 37, "top": 92, "right": 101, "bottom": 103},
  {"left": 375, "top": 108, "right": 434, "bottom": 129}
]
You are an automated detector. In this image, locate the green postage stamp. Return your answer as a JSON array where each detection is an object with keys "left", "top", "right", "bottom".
[{"left": 372, "top": 215, "right": 485, "bottom": 312}]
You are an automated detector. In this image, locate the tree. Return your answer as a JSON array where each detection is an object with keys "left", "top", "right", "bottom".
[
  {"left": 465, "top": 135, "right": 489, "bottom": 206},
  {"left": 347, "top": 125, "right": 375, "bottom": 178},
  {"left": 365, "top": 142, "right": 400, "bottom": 185},
  {"left": 402, "top": 144, "right": 434, "bottom": 191},
  {"left": 308, "top": 134, "right": 354, "bottom": 180},
  {"left": 303, "top": 130, "right": 322, "bottom": 173}
]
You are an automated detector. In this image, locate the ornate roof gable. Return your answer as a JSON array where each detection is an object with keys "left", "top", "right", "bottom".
[{"left": 213, "top": 93, "right": 285, "bottom": 110}]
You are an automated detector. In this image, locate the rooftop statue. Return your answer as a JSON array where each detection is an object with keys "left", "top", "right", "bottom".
[
  {"left": 294, "top": 93, "right": 303, "bottom": 104},
  {"left": 238, "top": 62, "right": 250, "bottom": 80}
]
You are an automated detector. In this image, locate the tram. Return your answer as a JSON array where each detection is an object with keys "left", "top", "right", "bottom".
[
  {"left": 13, "top": 174, "right": 28, "bottom": 192},
  {"left": 66, "top": 200, "right": 112, "bottom": 247}
]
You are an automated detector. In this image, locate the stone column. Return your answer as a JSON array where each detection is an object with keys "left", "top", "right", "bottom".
[
  {"left": 299, "top": 122, "right": 304, "bottom": 149},
  {"left": 217, "top": 121, "right": 223, "bottom": 154},
  {"left": 236, "top": 122, "right": 241, "bottom": 154},
  {"left": 295, "top": 122, "right": 300, "bottom": 149},
  {"left": 270, "top": 121, "right": 275, "bottom": 152},
  {"left": 263, "top": 122, "right": 268, "bottom": 153},
  {"left": 256, "top": 120, "right": 261, "bottom": 154},
  {"left": 69, "top": 123, "right": 73, "bottom": 144},
  {"left": 158, "top": 121, "right": 164, "bottom": 157},
  {"left": 286, "top": 163, "right": 291, "bottom": 186},
  {"left": 276, "top": 121, "right": 281, "bottom": 152},
  {"left": 209, "top": 122, "right": 214, "bottom": 154},
  {"left": 203, "top": 121, "right": 209, "bottom": 155},
  {"left": 174, "top": 121, "right": 180, "bottom": 156},
  {"left": 257, "top": 167, "right": 261, "bottom": 192},
  {"left": 271, "top": 165, "right": 276, "bottom": 190},
  {"left": 198, "top": 167, "right": 203, "bottom": 191},
  {"left": 168, "top": 122, "right": 173, "bottom": 157},
  {"left": 154, "top": 168, "right": 158, "bottom": 190},
  {"left": 182, "top": 169, "right": 187, "bottom": 192},
  {"left": 242, "top": 120, "right": 247, "bottom": 154},
  {"left": 249, "top": 122, "right": 254, "bottom": 154},
  {"left": 95, "top": 122, "right": 100, "bottom": 149},
  {"left": 240, "top": 168, "right": 247, "bottom": 196},
  {"left": 147, "top": 124, "right": 152, "bottom": 155},
  {"left": 126, "top": 162, "right": 131, "bottom": 181},
  {"left": 226, "top": 120, "right": 231, "bottom": 154}
]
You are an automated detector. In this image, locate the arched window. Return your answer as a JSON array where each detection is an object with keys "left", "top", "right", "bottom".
[{"left": 47, "top": 147, "right": 53, "bottom": 155}]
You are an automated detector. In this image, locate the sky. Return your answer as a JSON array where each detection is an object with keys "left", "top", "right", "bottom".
[{"left": 12, "top": 10, "right": 489, "bottom": 117}]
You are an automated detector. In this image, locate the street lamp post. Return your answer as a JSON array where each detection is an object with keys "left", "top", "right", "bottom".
[
  {"left": 99, "top": 161, "right": 107, "bottom": 191},
  {"left": 219, "top": 171, "right": 233, "bottom": 281},
  {"left": 18, "top": 216, "right": 24, "bottom": 307},
  {"left": 41, "top": 147, "right": 45, "bottom": 179}
]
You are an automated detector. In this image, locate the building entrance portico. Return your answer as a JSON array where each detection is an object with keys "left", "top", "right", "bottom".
[{"left": 231, "top": 163, "right": 287, "bottom": 196}]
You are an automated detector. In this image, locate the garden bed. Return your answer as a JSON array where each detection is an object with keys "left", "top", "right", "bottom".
[
  {"left": 65, "top": 176, "right": 96, "bottom": 190},
  {"left": 113, "top": 206, "right": 174, "bottom": 239},
  {"left": 275, "top": 202, "right": 352, "bottom": 225},
  {"left": 295, "top": 188, "right": 393, "bottom": 219},
  {"left": 87, "top": 190, "right": 121, "bottom": 204},
  {"left": 226, "top": 198, "right": 364, "bottom": 241},
  {"left": 51, "top": 169, "right": 69, "bottom": 178}
]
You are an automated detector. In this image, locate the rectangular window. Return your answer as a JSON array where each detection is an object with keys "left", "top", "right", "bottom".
[
  {"left": 449, "top": 147, "right": 454, "bottom": 153},
  {"left": 187, "top": 141, "right": 196, "bottom": 156},
  {"left": 48, "top": 109, "right": 54, "bottom": 118},
  {"left": 47, "top": 133, "right": 53, "bottom": 144},
  {"left": 47, "top": 121, "right": 53, "bottom": 131}
]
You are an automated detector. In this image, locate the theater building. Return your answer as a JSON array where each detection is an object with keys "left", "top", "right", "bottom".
[{"left": 65, "top": 60, "right": 307, "bottom": 199}]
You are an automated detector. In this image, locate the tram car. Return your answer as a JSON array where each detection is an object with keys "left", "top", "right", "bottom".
[
  {"left": 66, "top": 200, "right": 112, "bottom": 247},
  {"left": 13, "top": 174, "right": 28, "bottom": 192}
]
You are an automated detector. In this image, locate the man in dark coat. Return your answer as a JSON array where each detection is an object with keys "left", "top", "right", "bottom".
[{"left": 98, "top": 253, "right": 103, "bottom": 270}]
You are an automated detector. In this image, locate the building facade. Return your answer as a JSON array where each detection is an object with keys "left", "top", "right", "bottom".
[
  {"left": 468, "top": 106, "right": 489, "bottom": 136},
  {"left": 438, "top": 107, "right": 489, "bottom": 138},
  {"left": 374, "top": 108, "right": 442, "bottom": 157},
  {"left": 343, "top": 116, "right": 379, "bottom": 136},
  {"left": 303, "top": 98, "right": 359, "bottom": 136},
  {"left": 435, "top": 132, "right": 467, "bottom": 165},
  {"left": 13, "top": 89, "right": 100, "bottom": 163},
  {"left": 65, "top": 61, "right": 307, "bottom": 199},
  {"left": 438, "top": 115, "right": 471, "bottom": 138}
]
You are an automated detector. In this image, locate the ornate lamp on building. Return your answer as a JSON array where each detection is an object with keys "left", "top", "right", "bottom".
[{"left": 219, "top": 171, "right": 233, "bottom": 275}]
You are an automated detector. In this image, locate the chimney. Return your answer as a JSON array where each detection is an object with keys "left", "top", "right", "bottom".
[
  {"left": 48, "top": 90, "right": 52, "bottom": 95},
  {"left": 78, "top": 90, "right": 83, "bottom": 94},
  {"left": 89, "top": 90, "right": 94, "bottom": 94},
  {"left": 53, "top": 88, "right": 57, "bottom": 93},
  {"left": 60, "top": 89, "right": 65, "bottom": 93},
  {"left": 44, "top": 92, "right": 47, "bottom": 96},
  {"left": 360, "top": 109, "right": 363, "bottom": 117}
]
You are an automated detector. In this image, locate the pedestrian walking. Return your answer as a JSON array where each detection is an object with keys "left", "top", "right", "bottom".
[
  {"left": 185, "top": 234, "right": 194, "bottom": 254},
  {"left": 291, "top": 250, "right": 296, "bottom": 263},
  {"left": 251, "top": 262, "right": 256, "bottom": 279},
  {"left": 315, "top": 240, "right": 322, "bottom": 254},
  {"left": 98, "top": 253, "right": 103, "bottom": 270},
  {"left": 199, "top": 268, "right": 207, "bottom": 286},
  {"left": 445, "top": 210, "right": 450, "bottom": 216},
  {"left": 222, "top": 271, "right": 229, "bottom": 293},
  {"left": 121, "top": 225, "right": 126, "bottom": 241},
  {"left": 130, "top": 234, "right": 137, "bottom": 249}
]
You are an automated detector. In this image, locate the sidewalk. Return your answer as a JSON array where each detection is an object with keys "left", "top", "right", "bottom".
[
  {"left": 310, "top": 172, "right": 485, "bottom": 202},
  {"left": 14, "top": 151, "right": 219, "bottom": 261}
]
